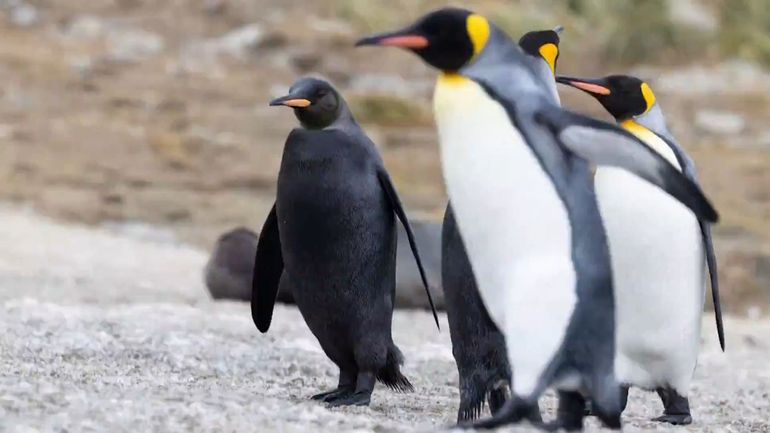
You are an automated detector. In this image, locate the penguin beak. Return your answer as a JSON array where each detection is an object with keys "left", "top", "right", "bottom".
[
  {"left": 269, "top": 94, "right": 312, "bottom": 108},
  {"left": 556, "top": 76, "right": 611, "bottom": 96},
  {"left": 355, "top": 29, "right": 429, "bottom": 49},
  {"left": 553, "top": 25, "right": 565, "bottom": 35}
]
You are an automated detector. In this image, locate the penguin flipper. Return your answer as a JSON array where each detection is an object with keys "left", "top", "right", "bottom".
[
  {"left": 700, "top": 221, "right": 725, "bottom": 351},
  {"left": 658, "top": 137, "right": 725, "bottom": 351},
  {"left": 251, "top": 203, "right": 283, "bottom": 333},
  {"left": 534, "top": 107, "right": 719, "bottom": 223},
  {"left": 377, "top": 167, "right": 441, "bottom": 330}
]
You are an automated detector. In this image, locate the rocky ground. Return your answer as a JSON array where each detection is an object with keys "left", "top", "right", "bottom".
[
  {"left": 2, "top": 206, "right": 769, "bottom": 433},
  {"left": 0, "top": 1, "right": 769, "bottom": 430},
  {"left": 0, "top": 0, "right": 769, "bottom": 311}
]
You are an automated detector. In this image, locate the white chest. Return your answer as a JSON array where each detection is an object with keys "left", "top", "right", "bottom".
[
  {"left": 433, "top": 75, "right": 577, "bottom": 396},
  {"left": 595, "top": 122, "right": 704, "bottom": 390}
]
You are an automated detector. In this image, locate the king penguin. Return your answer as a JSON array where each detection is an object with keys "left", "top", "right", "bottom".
[
  {"left": 356, "top": 8, "right": 718, "bottom": 430},
  {"left": 556, "top": 73, "right": 725, "bottom": 425},
  {"left": 440, "top": 26, "right": 564, "bottom": 423},
  {"left": 252, "top": 77, "right": 439, "bottom": 407}
]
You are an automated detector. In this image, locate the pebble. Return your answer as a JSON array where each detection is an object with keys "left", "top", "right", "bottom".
[{"left": 695, "top": 110, "right": 746, "bottom": 135}]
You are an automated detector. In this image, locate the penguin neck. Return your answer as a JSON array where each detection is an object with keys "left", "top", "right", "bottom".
[
  {"left": 459, "top": 25, "right": 555, "bottom": 105},
  {"left": 628, "top": 105, "right": 672, "bottom": 141},
  {"left": 299, "top": 101, "right": 357, "bottom": 132},
  {"left": 530, "top": 58, "right": 560, "bottom": 105},
  {"left": 326, "top": 103, "right": 360, "bottom": 133},
  {"left": 619, "top": 107, "right": 681, "bottom": 169}
]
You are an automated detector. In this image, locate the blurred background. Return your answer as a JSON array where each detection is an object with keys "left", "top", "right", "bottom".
[{"left": 0, "top": 0, "right": 768, "bottom": 313}]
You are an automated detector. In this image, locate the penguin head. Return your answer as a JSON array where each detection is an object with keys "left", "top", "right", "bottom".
[
  {"left": 518, "top": 26, "right": 562, "bottom": 75},
  {"left": 355, "top": 8, "right": 491, "bottom": 72},
  {"left": 556, "top": 74, "right": 657, "bottom": 121},
  {"left": 269, "top": 78, "right": 343, "bottom": 129}
]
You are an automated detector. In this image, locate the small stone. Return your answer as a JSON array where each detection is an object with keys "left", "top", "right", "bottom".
[
  {"left": 216, "top": 23, "right": 263, "bottom": 58},
  {"left": 9, "top": 3, "right": 39, "bottom": 27},
  {"left": 349, "top": 73, "right": 432, "bottom": 98},
  {"left": 61, "top": 15, "right": 106, "bottom": 41},
  {"left": 695, "top": 110, "right": 746, "bottom": 136},
  {"left": 177, "top": 23, "right": 263, "bottom": 77},
  {"left": 290, "top": 51, "right": 321, "bottom": 73},
  {"left": 0, "top": 124, "right": 14, "bottom": 139},
  {"left": 668, "top": 0, "right": 718, "bottom": 33},
  {"left": 106, "top": 27, "right": 165, "bottom": 63},
  {"left": 202, "top": 0, "right": 226, "bottom": 15}
]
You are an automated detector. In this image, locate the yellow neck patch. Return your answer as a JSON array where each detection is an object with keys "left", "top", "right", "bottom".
[
  {"left": 621, "top": 119, "right": 681, "bottom": 168},
  {"left": 641, "top": 82, "right": 656, "bottom": 113},
  {"left": 538, "top": 43, "right": 558, "bottom": 75},
  {"left": 466, "top": 14, "right": 490, "bottom": 59},
  {"left": 438, "top": 72, "right": 470, "bottom": 88}
]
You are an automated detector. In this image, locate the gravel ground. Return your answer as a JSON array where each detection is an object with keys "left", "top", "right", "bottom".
[{"left": 1, "top": 207, "right": 769, "bottom": 433}]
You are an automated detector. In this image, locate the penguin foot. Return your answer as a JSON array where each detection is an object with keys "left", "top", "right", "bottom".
[
  {"left": 585, "top": 385, "right": 629, "bottom": 417},
  {"left": 487, "top": 381, "right": 511, "bottom": 415},
  {"left": 325, "top": 391, "right": 371, "bottom": 407},
  {"left": 583, "top": 400, "right": 593, "bottom": 417},
  {"left": 311, "top": 387, "right": 353, "bottom": 402},
  {"left": 458, "top": 397, "right": 539, "bottom": 430},
  {"left": 541, "top": 420, "right": 580, "bottom": 432},
  {"left": 550, "top": 391, "right": 586, "bottom": 432},
  {"left": 653, "top": 414, "right": 692, "bottom": 425},
  {"left": 654, "top": 387, "right": 691, "bottom": 425}
]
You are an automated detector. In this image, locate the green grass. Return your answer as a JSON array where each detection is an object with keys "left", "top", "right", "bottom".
[
  {"left": 716, "top": 0, "right": 770, "bottom": 66},
  {"left": 331, "top": 0, "right": 770, "bottom": 66},
  {"left": 349, "top": 94, "right": 432, "bottom": 127}
]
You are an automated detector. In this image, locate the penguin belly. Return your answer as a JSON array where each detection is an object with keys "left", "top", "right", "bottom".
[
  {"left": 434, "top": 75, "right": 577, "bottom": 398},
  {"left": 596, "top": 167, "right": 704, "bottom": 394}
]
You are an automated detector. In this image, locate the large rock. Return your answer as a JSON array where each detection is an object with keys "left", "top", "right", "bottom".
[
  {"left": 394, "top": 220, "right": 444, "bottom": 309},
  {"left": 204, "top": 227, "right": 257, "bottom": 302},
  {"left": 60, "top": 15, "right": 165, "bottom": 63},
  {"left": 695, "top": 110, "right": 746, "bottom": 136},
  {"left": 177, "top": 23, "right": 264, "bottom": 77},
  {"left": 204, "top": 222, "right": 445, "bottom": 310}
]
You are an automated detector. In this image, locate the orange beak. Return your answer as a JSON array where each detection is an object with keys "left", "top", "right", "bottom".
[
  {"left": 356, "top": 33, "right": 429, "bottom": 49},
  {"left": 556, "top": 76, "right": 611, "bottom": 95}
]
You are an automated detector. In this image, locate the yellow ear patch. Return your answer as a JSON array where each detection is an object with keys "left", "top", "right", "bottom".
[
  {"left": 641, "top": 82, "right": 656, "bottom": 113},
  {"left": 466, "top": 14, "right": 490, "bottom": 59},
  {"left": 538, "top": 43, "right": 558, "bottom": 75}
]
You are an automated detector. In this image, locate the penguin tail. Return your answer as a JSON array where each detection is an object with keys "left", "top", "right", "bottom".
[
  {"left": 457, "top": 376, "right": 510, "bottom": 422},
  {"left": 457, "top": 385, "right": 485, "bottom": 422},
  {"left": 376, "top": 346, "right": 414, "bottom": 393}
]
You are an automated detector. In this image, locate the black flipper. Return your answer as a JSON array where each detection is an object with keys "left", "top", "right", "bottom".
[
  {"left": 700, "top": 221, "right": 724, "bottom": 350},
  {"left": 658, "top": 134, "right": 725, "bottom": 351},
  {"left": 251, "top": 204, "right": 283, "bottom": 333},
  {"left": 376, "top": 345, "right": 415, "bottom": 393},
  {"left": 534, "top": 106, "right": 719, "bottom": 223},
  {"left": 377, "top": 167, "right": 440, "bottom": 330}
]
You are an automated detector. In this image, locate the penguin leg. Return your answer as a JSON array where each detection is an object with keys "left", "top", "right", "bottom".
[
  {"left": 326, "top": 371, "right": 375, "bottom": 407},
  {"left": 458, "top": 396, "right": 540, "bottom": 430},
  {"left": 543, "top": 391, "right": 586, "bottom": 432},
  {"left": 456, "top": 374, "right": 488, "bottom": 422},
  {"left": 584, "top": 384, "right": 629, "bottom": 416},
  {"left": 487, "top": 380, "right": 511, "bottom": 416},
  {"left": 653, "top": 387, "right": 692, "bottom": 425},
  {"left": 585, "top": 374, "right": 623, "bottom": 430},
  {"left": 311, "top": 367, "right": 356, "bottom": 402}
]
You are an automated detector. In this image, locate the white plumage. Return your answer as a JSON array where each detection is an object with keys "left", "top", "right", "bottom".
[
  {"left": 433, "top": 74, "right": 577, "bottom": 397},
  {"left": 597, "top": 122, "right": 705, "bottom": 395}
]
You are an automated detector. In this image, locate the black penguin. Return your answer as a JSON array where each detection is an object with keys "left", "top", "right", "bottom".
[
  {"left": 252, "top": 77, "right": 439, "bottom": 407},
  {"left": 442, "top": 206, "right": 512, "bottom": 422}
]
